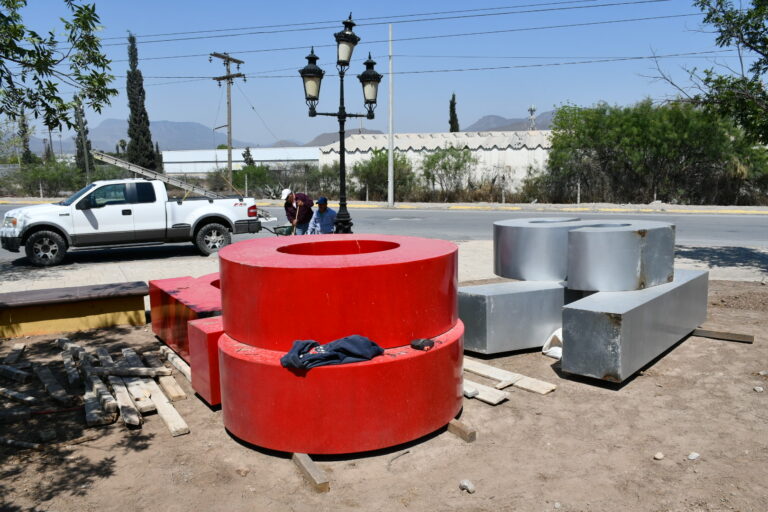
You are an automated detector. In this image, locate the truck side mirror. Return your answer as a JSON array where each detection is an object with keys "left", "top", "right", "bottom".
[{"left": 76, "top": 199, "right": 90, "bottom": 210}]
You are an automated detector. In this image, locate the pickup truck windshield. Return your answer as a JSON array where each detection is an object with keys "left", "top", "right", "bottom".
[{"left": 59, "top": 184, "right": 95, "bottom": 206}]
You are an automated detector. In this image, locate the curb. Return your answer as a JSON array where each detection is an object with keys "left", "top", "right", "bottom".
[{"left": 3, "top": 200, "right": 767, "bottom": 215}]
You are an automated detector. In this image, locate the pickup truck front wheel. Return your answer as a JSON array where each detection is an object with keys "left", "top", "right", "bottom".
[
  {"left": 195, "top": 223, "right": 231, "bottom": 255},
  {"left": 25, "top": 230, "right": 67, "bottom": 267}
]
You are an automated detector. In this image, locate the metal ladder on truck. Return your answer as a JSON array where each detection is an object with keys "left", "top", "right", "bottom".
[{"left": 90, "top": 150, "right": 227, "bottom": 199}]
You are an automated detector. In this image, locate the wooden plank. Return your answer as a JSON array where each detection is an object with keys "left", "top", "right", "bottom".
[
  {"left": 159, "top": 346, "right": 192, "bottom": 382},
  {"left": 96, "top": 347, "right": 143, "bottom": 426},
  {"left": 145, "top": 354, "right": 187, "bottom": 402},
  {"left": 447, "top": 419, "right": 477, "bottom": 443},
  {"left": 56, "top": 338, "right": 86, "bottom": 361},
  {"left": 463, "top": 358, "right": 524, "bottom": 389},
  {"left": 60, "top": 349, "right": 80, "bottom": 384},
  {"left": 144, "top": 378, "right": 190, "bottom": 436},
  {"left": 96, "top": 348, "right": 154, "bottom": 415},
  {"left": 123, "top": 349, "right": 188, "bottom": 437},
  {"left": 463, "top": 379, "right": 510, "bottom": 405},
  {"left": 692, "top": 328, "right": 754, "bottom": 344},
  {"left": 2, "top": 343, "right": 26, "bottom": 365},
  {"left": 463, "top": 357, "right": 557, "bottom": 395},
  {"left": 0, "top": 437, "right": 42, "bottom": 450},
  {"left": 88, "top": 375, "right": 118, "bottom": 413},
  {"left": 33, "top": 365, "right": 72, "bottom": 405},
  {"left": 0, "top": 407, "right": 31, "bottom": 423},
  {"left": 120, "top": 349, "right": 159, "bottom": 412},
  {"left": 292, "top": 453, "right": 330, "bottom": 493},
  {"left": 0, "top": 386, "right": 37, "bottom": 404},
  {"left": 88, "top": 367, "right": 172, "bottom": 378},
  {"left": 0, "top": 364, "right": 31, "bottom": 383},
  {"left": 83, "top": 376, "right": 114, "bottom": 427},
  {"left": 513, "top": 376, "right": 557, "bottom": 395}
]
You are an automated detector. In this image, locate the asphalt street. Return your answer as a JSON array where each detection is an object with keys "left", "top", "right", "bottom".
[{"left": 1, "top": 203, "right": 766, "bottom": 265}]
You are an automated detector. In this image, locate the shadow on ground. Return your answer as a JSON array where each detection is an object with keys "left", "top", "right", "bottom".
[
  {"left": 0, "top": 327, "right": 158, "bottom": 511},
  {"left": 676, "top": 245, "right": 768, "bottom": 271}
]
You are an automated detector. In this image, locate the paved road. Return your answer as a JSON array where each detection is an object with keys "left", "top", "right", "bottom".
[{"left": 1, "top": 203, "right": 766, "bottom": 265}]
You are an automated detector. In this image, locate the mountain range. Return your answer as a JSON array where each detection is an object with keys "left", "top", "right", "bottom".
[
  {"left": 463, "top": 110, "right": 555, "bottom": 132},
  {"left": 26, "top": 111, "right": 554, "bottom": 154}
]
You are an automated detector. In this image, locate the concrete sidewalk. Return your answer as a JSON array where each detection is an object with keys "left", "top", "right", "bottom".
[{"left": 0, "top": 241, "right": 764, "bottom": 302}]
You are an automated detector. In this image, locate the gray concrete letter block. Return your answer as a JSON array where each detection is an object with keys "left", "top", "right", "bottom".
[
  {"left": 566, "top": 221, "right": 675, "bottom": 291},
  {"left": 459, "top": 281, "right": 565, "bottom": 354},
  {"left": 561, "top": 269, "right": 708, "bottom": 382}
]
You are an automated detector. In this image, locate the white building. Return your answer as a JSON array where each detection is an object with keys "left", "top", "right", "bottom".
[
  {"left": 319, "top": 131, "right": 552, "bottom": 189},
  {"left": 161, "top": 146, "right": 320, "bottom": 176}
]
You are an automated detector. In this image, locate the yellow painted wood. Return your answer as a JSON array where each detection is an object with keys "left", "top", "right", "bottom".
[{"left": 0, "top": 296, "right": 146, "bottom": 338}]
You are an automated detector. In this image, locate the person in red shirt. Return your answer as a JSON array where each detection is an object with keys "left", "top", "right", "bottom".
[{"left": 281, "top": 188, "right": 314, "bottom": 235}]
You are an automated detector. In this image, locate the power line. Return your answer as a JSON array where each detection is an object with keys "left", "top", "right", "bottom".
[
  {"left": 235, "top": 82, "right": 282, "bottom": 142},
  {"left": 392, "top": 49, "right": 737, "bottom": 59},
  {"left": 391, "top": 50, "right": 734, "bottom": 74},
  {"left": 99, "top": 0, "right": 602, "bottom": 40},
  {"left": 111, "top": 12, "right": 702, "bottom": 63},
  {"left": 100, "top": 0, "right": 670, "bottom": 47},
  {"left": 123, "top": 49, "right": 735, "bottom": 79},
  {"left": 237, "top": 50, "right": 738, "bottom": 79}
]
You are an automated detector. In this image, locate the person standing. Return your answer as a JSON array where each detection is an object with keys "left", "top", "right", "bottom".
[
  {"left": 308, "top": 196, "right": 337, "bottom": 234},
  {"left": 282, "top": 188, "right": 314, "bottom": 235}
]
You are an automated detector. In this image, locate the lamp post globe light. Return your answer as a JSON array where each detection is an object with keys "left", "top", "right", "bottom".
[{"left": 299, "top": 13, "right": 382, "bottom": 234}]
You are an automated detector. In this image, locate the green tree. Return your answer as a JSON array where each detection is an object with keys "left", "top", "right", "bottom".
[
  {"left": 351, "top": 149, "right": 415, "bottom": 201},
  {"left": 242, "top": 147, "right": 256, "bottom": 166},
  {"left": 154, "top": 142, "right": 164, "bottom": 172},
  {"left": 422, "top": 146, "right": 477, "bottom": 200},
  {"left": 43, "top": 139, "right": 55, "bottom": 163},
  {"left": 449, "top": 93, "right": 460, "bottom": 132},
  {"left": 11, "top": 161, "right": 79, "bottom": 196},
  {"left": 0, "top": 117, "right": 22, "bottom": 164},
  {"left": 217, "top": 143, "right": 229, "bottom": 150},
  {"left": 73, "top": 101, "right": 94, "bottom": 177},
  {"left": 17, "top": 114, "right": 36, "bottom": 165},
  {"left": 125, "top": 33, "right": 156, "bottom": 170},
  {"left": 0, "top": 0, "right": 116, "bottom": 130},
  {"left": 688, "top": 1, "right": 768, "bottom": 144},
  {"left": 541, "top": 100, "right": 768, "bottom": 205}
]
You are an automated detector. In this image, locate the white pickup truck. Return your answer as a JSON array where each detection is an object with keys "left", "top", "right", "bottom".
[{"left": 1, "top": 178, "right": 268, "bottom": 266}]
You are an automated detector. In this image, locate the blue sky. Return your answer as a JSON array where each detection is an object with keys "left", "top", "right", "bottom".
[{"left": 20, "top": 0, "right": 747, "bottom": 146}]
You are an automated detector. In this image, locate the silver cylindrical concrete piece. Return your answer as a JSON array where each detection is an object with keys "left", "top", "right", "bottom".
[
  {"left": 566, "top": 221, "right": 675, "bottom": 291},
  {"left": 494, "top": 217, "right": 582, "bottom": 280}
]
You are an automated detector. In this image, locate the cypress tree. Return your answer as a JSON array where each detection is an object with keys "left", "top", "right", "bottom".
[
  {"left": 18, "top": 114, "right": 35, "bottom": 165},
  {"left": 73, "top": 102, "right": 95, "bottom": 174},
  {"left": 125, "top": 33, "right": 156, "bottom": 170},
  {"left": 449, "top": 93, "right": 460, "bottom": 133},
  {"left": 242, "top": 147, "right": 255, "bottom": 167},
  {"left": 154, "top": 142, "right": 164, "bottom": 172},
  {"left": 44, "top": 139, "right": 55, "bottom": 162}
]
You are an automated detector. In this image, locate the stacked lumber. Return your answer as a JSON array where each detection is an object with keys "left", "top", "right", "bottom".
[{"left": 0, "top": 338, "right": 191, "bottom": 451}]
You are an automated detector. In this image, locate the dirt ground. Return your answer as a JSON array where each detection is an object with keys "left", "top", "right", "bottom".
[{"left": 1, "top": 279, "right": 766, "bottom": 512}]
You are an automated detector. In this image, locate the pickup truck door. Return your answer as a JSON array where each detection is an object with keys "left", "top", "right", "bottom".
[
  {"left": 131, "top": 182, "right": 166, "bottom": 242},
  {"left": 71, "top": 183, "right": 135, "bottom": 245}
]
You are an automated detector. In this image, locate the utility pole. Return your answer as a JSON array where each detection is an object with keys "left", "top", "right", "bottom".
[
  {"left": 387, "top": 23, "right": 394, "bottom": 208},
  {"left": 210, "top": 52, "right": 245, "bottom": 191}
]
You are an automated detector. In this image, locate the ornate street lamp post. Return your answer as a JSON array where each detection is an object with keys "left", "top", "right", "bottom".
[{"left": 299, "top": 14, "right": 382, "bottom": 234}]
